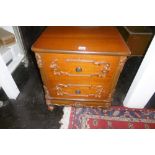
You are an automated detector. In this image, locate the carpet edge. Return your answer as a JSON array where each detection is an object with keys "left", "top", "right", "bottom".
[{"left": 59, "top": 107, "right": 71, "bottom": 129}]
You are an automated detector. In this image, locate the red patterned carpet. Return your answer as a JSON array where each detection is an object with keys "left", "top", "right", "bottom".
[{"left": 60, "top": 106, "right": 155, "bottom": 129}]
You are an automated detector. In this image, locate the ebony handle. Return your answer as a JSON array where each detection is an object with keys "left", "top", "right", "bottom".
[
  {"left": 75, "top": 67, "right": 82, "bottom": 72},
  {"left": 75, "top": 90, "right": 81, "bottom": 94}
]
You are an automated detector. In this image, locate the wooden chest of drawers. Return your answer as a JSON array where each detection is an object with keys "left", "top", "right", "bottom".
[{"left": 32, "top": 27, "right": 130, "bottom": 109}]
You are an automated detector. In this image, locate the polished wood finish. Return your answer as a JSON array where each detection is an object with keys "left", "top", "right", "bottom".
[
  {"left": 32, "top": 26, "right": 130, "bottom": 108},
  {"left": 32, "top": 26, "right": 130, "bottom": 55},
  {"left": 118, "top": 26, "right": 153, "bottom": 56}
]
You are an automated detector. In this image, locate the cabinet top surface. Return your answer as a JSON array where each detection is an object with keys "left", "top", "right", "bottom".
[{"left": 32, "top": 26, "right": 130, "bottom": 56}]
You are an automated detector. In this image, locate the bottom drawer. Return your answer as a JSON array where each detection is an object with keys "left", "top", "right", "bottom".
[
  {"left": 45, "top": 99, "right": 111, "bottom": 108},
  {"left": 48, "top": 83, "right": 110, "bottom": 100}
]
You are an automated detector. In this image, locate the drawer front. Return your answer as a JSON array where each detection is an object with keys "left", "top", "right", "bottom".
[
  {"left": 39, "top": 53, "right": 120, "bottom": 80},
  {"left": 35, "top": 53, "right": 123, "bottom": 102},
  {"left": 48, "top": 83, "right": 111, "bottom": 100}
]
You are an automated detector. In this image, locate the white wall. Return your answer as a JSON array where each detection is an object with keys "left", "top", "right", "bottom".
[{"left": 123, "top": 36, "right": 155, "bottom": 108}]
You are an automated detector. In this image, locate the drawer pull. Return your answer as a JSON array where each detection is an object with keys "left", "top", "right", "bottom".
[
  {"left": 75, "top": 90, "right": 81, "bottom": 94},
  {"left": 75, "top": 67, "right": 82, "bottom": 72}
]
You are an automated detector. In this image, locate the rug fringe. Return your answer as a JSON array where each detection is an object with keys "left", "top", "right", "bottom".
[{"left": 59, "top": 107, "right": 71, "bottom": 129}]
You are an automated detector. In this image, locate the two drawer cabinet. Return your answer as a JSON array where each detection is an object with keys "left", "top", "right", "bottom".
[{"left": 32, "top": 27, "right": 130, "bottom": 109}]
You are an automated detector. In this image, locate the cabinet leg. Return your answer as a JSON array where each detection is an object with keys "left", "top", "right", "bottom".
[
  {"left": 47, "top": 105, "right": 54, "bottom": 111},
  {"left": 46, "top": 99, "right": 54, "bottom": 111}
]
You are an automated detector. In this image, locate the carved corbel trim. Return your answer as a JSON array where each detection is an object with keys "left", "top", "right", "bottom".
[
  {"left": 43, "top": 85, "right": 51, "bottom": 98},
  {"left": 119, "top": 56, "right": 127, "bottom": 72},
  {"left": 35, "top": 53, "right": 42, "bottom": 68}
]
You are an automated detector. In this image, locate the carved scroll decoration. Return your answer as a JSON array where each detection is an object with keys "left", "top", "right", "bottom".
[
  {"left": 50, "top": 59, "right": 110, "bottom": 78},
  {"left": 35, "top": 53, "right": 42, "bottom": 68},
  {"left": 55, "top": 84, "right": 104, "bottom": 98},
  {"left": 119, "top": 56, "right": 127, "bottom": 72},
  {"left": 43, "top": 85, "right": 51, "bottom": 98}
]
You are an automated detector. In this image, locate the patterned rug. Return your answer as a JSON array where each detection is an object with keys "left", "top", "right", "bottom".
[{"left": 60, "top": 106, "right": 155, "bottom": 129}]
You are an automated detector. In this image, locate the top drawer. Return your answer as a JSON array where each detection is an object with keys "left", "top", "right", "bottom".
[{"left": 37, "top": 53, "right": 120, "bottom": 80}]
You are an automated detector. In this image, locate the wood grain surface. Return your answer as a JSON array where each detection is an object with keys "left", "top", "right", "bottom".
[
  {"left": 32, "top": 26, "right": 130, "bottom": 108},
  {"left": 32, "top": 26, "right": 130, "bottom": 56}
]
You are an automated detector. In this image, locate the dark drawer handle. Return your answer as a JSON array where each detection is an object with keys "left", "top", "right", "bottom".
[
  {"left": 75, "top": 90, "right": 81, "bottom": 94},
  {"left": 75, "top": 67, "right": 82, "bottom": 72}
]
